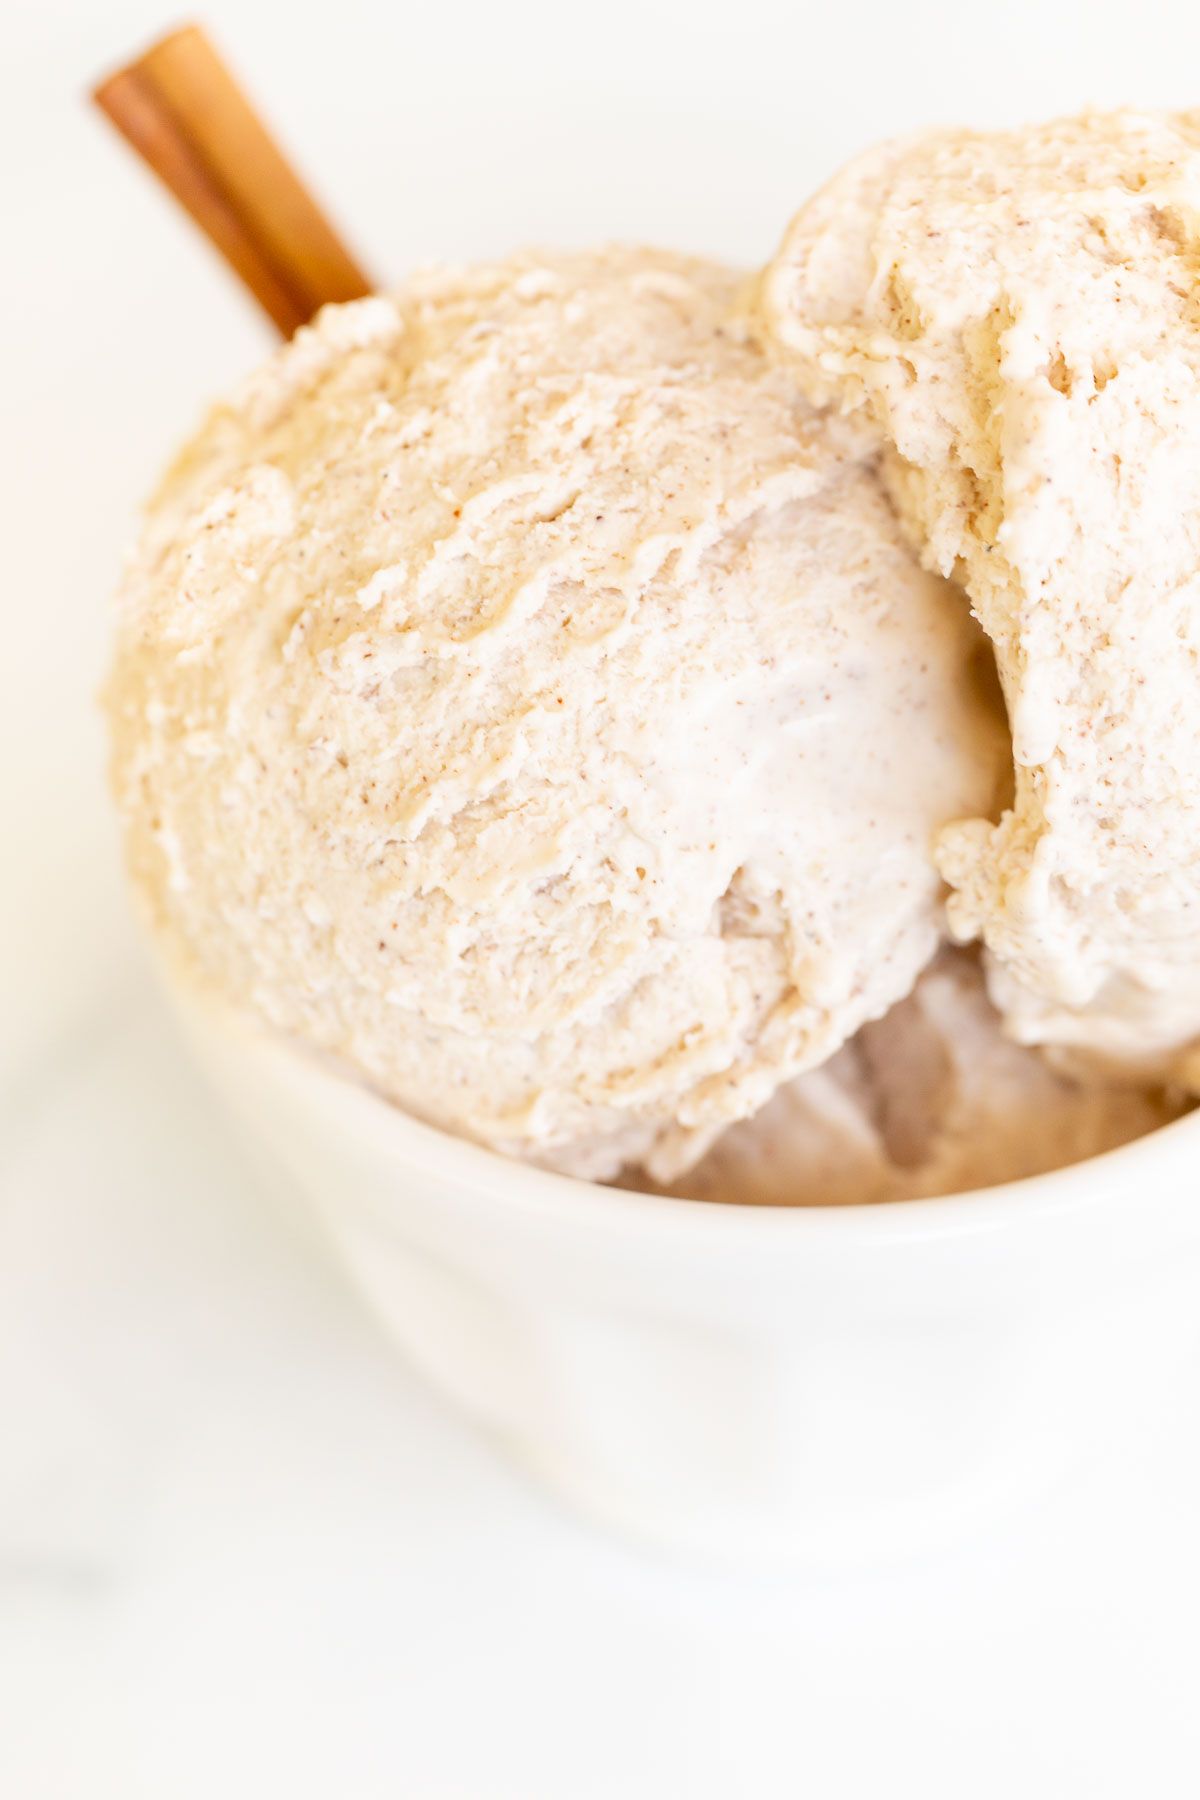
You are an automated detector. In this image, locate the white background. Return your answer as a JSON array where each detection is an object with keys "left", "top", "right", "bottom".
[{"left": 5, "top": 0, "right": 1200, "bottom": 1793}]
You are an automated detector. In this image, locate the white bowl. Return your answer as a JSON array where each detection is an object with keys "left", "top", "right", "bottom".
[{"left": 168, "top": 974, "right": 1200, "bottom": 1565}]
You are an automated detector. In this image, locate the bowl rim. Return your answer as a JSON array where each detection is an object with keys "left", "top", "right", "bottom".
[{"left": 182, "top": 967, "right": 1200, "bottom": 1250}]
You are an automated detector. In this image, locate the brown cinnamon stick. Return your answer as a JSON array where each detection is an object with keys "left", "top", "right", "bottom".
[{"left": 93, "top": 24, "right": 373, "bottom": 335}]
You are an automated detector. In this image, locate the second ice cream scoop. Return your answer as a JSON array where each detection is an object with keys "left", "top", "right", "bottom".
[{"left": 759, "top": 108, "right": 1200, "bottom": 1081}]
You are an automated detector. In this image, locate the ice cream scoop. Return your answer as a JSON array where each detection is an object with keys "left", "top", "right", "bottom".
[
  {"left": 106, "top": 248, "right": 1007, "bottom": 1180},
  {"left": 758, "top": 109, "right": 1200, "bottom": 1082}
]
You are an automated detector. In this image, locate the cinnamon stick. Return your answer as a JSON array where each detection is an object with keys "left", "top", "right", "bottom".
[{"left": 93, "top": 24, "right": 373, "bottom": 335}]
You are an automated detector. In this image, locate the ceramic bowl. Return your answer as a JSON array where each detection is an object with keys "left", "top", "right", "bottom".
[{"left": 169, "top": 974, "right": 1200, "bottom": 1564}]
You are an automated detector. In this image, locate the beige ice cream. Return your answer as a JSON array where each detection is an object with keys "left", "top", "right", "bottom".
[
  {"left": 651, "top": 948, "right": 1185, "bottom": 1205},
  {"left": 106, "top": 247, "right": 1007, "bottom": 1181},
  {"left": 758, "top": 110, "right": 1200, "bottom": 1081}
]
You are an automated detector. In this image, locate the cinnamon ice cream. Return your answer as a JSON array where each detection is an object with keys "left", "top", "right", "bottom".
[
  {"left": 758, "top": 110, "right": 1200, "bottom": 1083},
  {"left": 655, "top": 948, "right": 1184, "bottom": 1205},
  {"left": 106, "top": 247, "right": 1006, "bottom": 1182}
]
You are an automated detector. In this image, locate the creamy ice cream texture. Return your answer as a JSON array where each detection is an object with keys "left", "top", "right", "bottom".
[
  {"left": 758, "top": 109, "right": 1200, "bottom": 1083},
  {"left": 653, "top": 948, "right": 1181, "bottom": 1206},
  {"left": 107, "top": 248, "right": 1007, "bottom": 1183},
  {"left": 109, "top": 170, "right": 1194, "bottom": 1203}
]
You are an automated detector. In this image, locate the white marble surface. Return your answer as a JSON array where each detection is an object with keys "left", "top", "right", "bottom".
[{"left": 6, "top": 1, "right": 1200, "bottom": 1792}]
